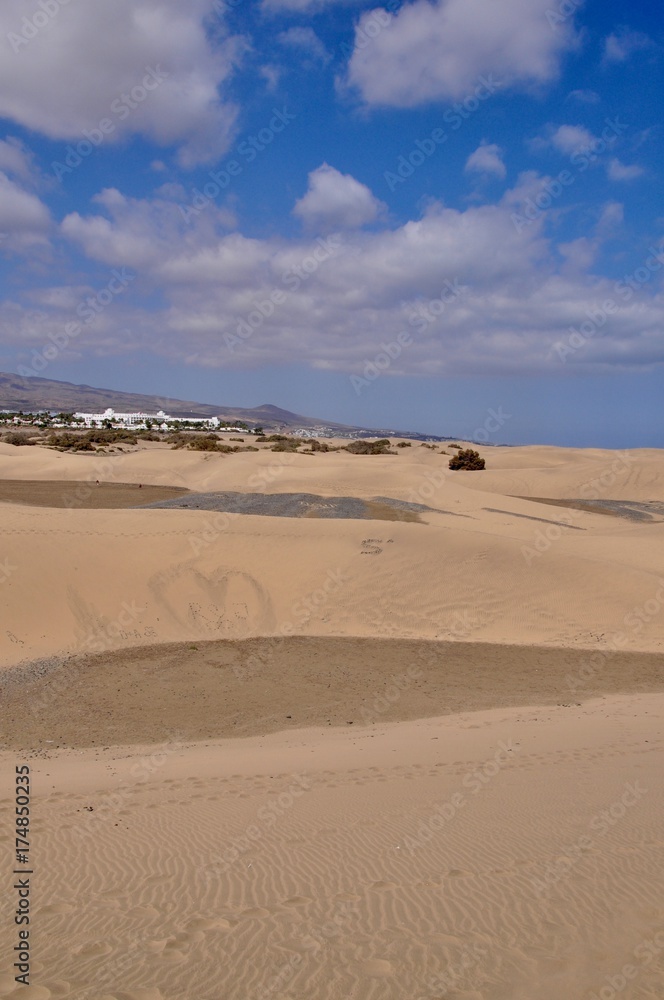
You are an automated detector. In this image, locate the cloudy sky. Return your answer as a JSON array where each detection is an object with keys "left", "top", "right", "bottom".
[{"left": 0, "top": 0, "right": 662, "bottom": 445}]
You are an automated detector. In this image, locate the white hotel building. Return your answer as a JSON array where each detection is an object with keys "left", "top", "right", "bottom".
[{"left": 74, "top": 408, "right": 223, "bottom": 429}]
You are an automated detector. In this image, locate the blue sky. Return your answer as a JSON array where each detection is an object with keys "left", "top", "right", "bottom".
[{"left": 0, "top": 0, "right": 662, "bottom": 445}]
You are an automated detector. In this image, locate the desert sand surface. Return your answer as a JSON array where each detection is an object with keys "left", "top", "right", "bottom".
[
  {"left": 1, "top": 440, "right": 664, "bottom": 667},
  {"left": 0, "top": 695, "right": 662, "bottom": 999},
  {"left": 1, "top": 439, "right": 663, "bottom": 998}
]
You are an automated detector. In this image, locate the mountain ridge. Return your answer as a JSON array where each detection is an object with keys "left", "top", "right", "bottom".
[{"left": 0, "top": 372, "right": 446, "bottom": 440}]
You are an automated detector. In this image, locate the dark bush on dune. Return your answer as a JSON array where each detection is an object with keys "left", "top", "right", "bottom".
[
  {"left": 448, "top": 448, "right": 485, "bottom": 471},
  {"left": 3, "top": 431, "right": 36, "bottom": 446},
  {"left": 86, "top": 429, "right": 138, "bottom": 445},
  {"left": 344, "top": 439, "right": 395, "bottom": 455},
  {"left": 47, "top": 432, "right": 95, "bottom": 451},
  {"left": 268, "top": 436, "right": 303, "bottom": 452},
  {"left": 186, "top": 435, "right": 221, "bottom": 451}
]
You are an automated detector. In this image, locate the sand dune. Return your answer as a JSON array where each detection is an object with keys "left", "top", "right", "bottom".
[
  {"left": 0, "top": 694, "right": 662, "bottom": 1000},
  {"left": 2, "top": 441, "right": 664, "bottom": 668},
  {"left": 1, "top": 440, "right": 663, "bottom": 998}
]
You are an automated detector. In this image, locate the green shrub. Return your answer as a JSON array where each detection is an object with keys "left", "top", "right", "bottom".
[
  {"left": 344, "top": 439, "right": 394, "bottom": 455},
  {"left": 448, "top": 448, "right": 485, "bottom": 471},
  {"left": 397, "top": 441, "right": 412, "bottom": 447},
  {"left": 187, "top": 435, "right": 220, "bottom": 451},
  {"left": 270, "top": 441, "right": 301, "bottom": 452},
  {"left": 3, "top": 431, "right": 35, "bottom": 446},
  {"left": 86, "top": 429, "right": 138, "bottom": 445}
]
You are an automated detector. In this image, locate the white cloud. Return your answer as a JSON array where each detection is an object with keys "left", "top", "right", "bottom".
[
  {"left": 549, "top": 124, "right": 596, "bottom": 155},
  {"left": 344, "top": 0, "right": 580, "bottom": 108},
  {"left": 465, "top": 142, "right": 506, "bottom": 178},
  {"left": 607, "top": 159, "right": 644, "bottom": 182},
  {"left": 260, "top": 65, "right": 281, "bottom": 91},
  {"left": 567, "top": 89, "right": 600, "bottom": 104},
  {"left": 0, "top": 171, "right": 51, "bottom": 251},
  {"left": 0, "top": 0, "right": 243, "bottom": 167},
  {"left": 293, "top": 164, "right": 386, "bottom": 230},
  {"left": 603, "top": 28, "right": 652, "bottom": 64},
  {"left": 558, "top": 237, "right": 596, "bottom": 273},
  {"left": 596, "top": 201, "right": 624, "bottom": 234},
  {"left": 277, "top": 27, "right": 330, "bottom": 64},
  {"left": 263, "top": 0, "right": 361, "bottom": 12},
  {"left": 27, "top": 176, "right": 663, "bottom": 378},
  {"left": 0, "top": 137, "right": 37, "bottom": 183}
]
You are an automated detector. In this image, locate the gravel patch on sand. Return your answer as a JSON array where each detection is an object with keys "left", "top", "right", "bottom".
[
  {"left": 517, "top": 497, "right": 664, "bottom": 522},
  {"left": 136, "top": 491, "right": 443, "bottom": 521}
]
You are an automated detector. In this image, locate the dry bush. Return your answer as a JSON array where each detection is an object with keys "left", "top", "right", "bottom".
[{"left": 448, "top": 448, "right": 485, "bottom": 471}]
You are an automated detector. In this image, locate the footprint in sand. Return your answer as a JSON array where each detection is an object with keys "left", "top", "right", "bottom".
[
  {"left": 282, "top": 896, "right": 313, "bottom": 907},
  {"left": 369, "top": 880, "right": 397, "bottom": 891}
]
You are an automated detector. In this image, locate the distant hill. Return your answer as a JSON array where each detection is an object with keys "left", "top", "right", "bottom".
[
  {"left": 0, "top": 372, "right": 344, "bottom": 429},
  {"left": 0, "top": 371, "right": 447, "bottom": 440}
]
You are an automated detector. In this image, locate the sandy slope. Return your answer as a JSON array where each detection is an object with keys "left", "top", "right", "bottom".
[
  {"left": 0, "top": 694, "right": 662, "bottom": 1000},
  {"left": 1, "top": 440, "right": 663, "bottom": 999},
  {"left": 2, "top": 441, "right": 664, "bottom": 668}
]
